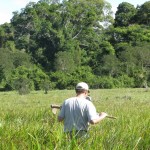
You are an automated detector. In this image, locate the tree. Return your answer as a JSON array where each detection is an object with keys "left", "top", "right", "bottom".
[
  {"left": 0, "top": 26, "right": 5, "bottom": 48},
  {"left": 0, "top": 65, "right": 5, "bottom": 84},
  {"left": 0, "top": 48, "right": 15, "bottom": 78},
  {"left": 101, "top": 54, "right": 120, "bottom": 77},
  {"left": 135, "top": 1, "right": 150, "bottom": 25},
  {"left": 114, "top": 2, "right": 136, "bottom": 27},
  {"left": 11, "top": 0, "right": 113, "bottom": 72},
  {"left": 0, "top": 23, "right": 14, "bottom": 49},
  {"left": 0, "top": 48, "right": 32, "bottom": 83},
  {"left": 118, "top": 42, "right": 150, "bottom": 87},
  {"left": 90, "top": 41, "right": 115, "bottom": 75},
  {"left": 110, "top": 25, "right": 150, "bottom": 46},
  {"left": 11, "top": 1, "right": 63, "bottom": 71},
  {"left": 54, "top": 51, "right": 75, "bottom": 73},
  {"left": 11, "top": 2, "right": 40, "bottom": 52}
]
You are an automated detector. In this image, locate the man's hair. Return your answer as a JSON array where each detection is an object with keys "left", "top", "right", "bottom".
[{"left": 75, "top": 89, "right": 87, "bottom": 94}]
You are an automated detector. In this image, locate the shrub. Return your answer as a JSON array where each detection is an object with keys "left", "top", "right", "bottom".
[
  {"left": 49, "top": 66, "right": 96, "bottom": 89},
  {"left": 117, "top": 75, "right": 135, "bottom": 88},
  {"left": 50, "top": 71, "right": 71, "bottom": 89},
  {"left": 7, "top": 65, "right": 49, "bottom": 92},
  {"left": 13, "top": 78, "right": 33, "bottom": 95},
  {"left": 90, "top": 76, "right": 122, "bottom": 89},
  {"left": 40, "top": 80, "right": 52, "bottom": 94},
  {"left": 0, "top": 65, "right": 5, "bottom": 84}
]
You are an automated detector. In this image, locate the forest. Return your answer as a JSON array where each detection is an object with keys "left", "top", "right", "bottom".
[{"left": 0, "top": 0, "right": 150, "bottom": 93}]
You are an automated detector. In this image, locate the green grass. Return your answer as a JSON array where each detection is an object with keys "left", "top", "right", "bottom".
[{"left": 0, "top": 88, "right": 150, "bottom": 150}]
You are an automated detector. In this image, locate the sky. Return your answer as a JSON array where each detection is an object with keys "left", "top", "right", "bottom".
[{"left": 0, "top": 0, "right": 148, "bottom": 25}]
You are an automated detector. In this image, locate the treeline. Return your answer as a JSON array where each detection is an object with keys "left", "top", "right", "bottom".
[{"left": 0, "top": 0, "right": 150, "bottom": 93}]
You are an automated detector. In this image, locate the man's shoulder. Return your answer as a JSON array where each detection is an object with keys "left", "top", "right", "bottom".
[
  {"left": 82, "top": 99, "right": 95, "bottom": 108},
  {"left": 65, "top": 97, "right": 76, "bottom": 102},
  {"left": 66, "top": 97, "right": 76, "bottom": 100}
]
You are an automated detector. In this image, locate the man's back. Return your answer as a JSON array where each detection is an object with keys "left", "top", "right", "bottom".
[
  {"left": 58, "top": 82, "right": 108, "bottom": 137},
  {"left": 59, "top": 97, "right": 98, "bottom": 132}
]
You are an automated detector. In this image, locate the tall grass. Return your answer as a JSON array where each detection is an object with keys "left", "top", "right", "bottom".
[{"left": 0, "top": 88, "right": 149, "bottom": 149}]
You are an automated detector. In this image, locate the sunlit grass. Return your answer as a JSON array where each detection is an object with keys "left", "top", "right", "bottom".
[{"left": 0, "top": 88, "right": 149, "bottom": 149}]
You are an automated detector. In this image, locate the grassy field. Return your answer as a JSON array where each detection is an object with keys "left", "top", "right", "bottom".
[{"left": 0, "top": 88, "right": 150, "bottom": 150}]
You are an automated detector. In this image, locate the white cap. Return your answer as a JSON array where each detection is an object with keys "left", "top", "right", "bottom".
[{"left": 75, "top": 82, "right": 89, "bottom": 91}]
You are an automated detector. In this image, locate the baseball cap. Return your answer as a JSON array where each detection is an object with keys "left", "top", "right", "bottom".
[{"left": 75, "top": 82, "right": 89, "bottom": 92}]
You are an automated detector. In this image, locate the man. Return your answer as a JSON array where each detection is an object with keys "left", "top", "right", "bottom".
[{"left": 58, "top": 82, "right": 108, "bottom": 138}]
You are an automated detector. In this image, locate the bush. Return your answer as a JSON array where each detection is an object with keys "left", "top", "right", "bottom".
[
  {"left": 0, "top": 65, "right": 5, "bottom": 84},
  {"left": 13, "top": 78, "right": 33, "bottom": 95},
  {"left": 50, "top": 71, "right": 71, "bottom": 89},
  {"left": 117, "top": 75, "right": 135, "bottom": 88},
  {"left": 90, "top": 75, "right": 135, "bottom": 89},
  {"left": 49, "top": 66, "right": 96, "bottom": 89},
  {"left": 96, "top": 76, "right": 115, "bottom": 89},
  {"left": 8, "top": 65, "right": 49, "bottom": 92},
  {"left": 28, "top": 66, "right": 49, "bottom": 90},
  {"left": 40, "top": 80, "right": 52, "bottom": 94}
]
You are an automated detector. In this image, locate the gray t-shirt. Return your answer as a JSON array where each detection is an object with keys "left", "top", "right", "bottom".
[{"left": 58, "top": 97, "right": 99, "bottom": 132}]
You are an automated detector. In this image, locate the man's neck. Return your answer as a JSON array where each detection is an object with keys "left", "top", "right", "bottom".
[{"left": 76, "top": 93, "right": 86, "bottom": 99}]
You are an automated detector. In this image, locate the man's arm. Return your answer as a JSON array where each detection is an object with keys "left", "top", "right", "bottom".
[
  {"left": 89, "top": 112, "right": 108, "bottom": 124},
  {"left": 57, "top": 102, "right": 65, "bottom": 122}
]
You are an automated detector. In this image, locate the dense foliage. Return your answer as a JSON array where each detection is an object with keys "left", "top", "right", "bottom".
[{"left": 0, "top": 0, "right": 150, "bottom": 92}]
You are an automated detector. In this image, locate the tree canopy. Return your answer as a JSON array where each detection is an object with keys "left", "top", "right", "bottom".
[{"left": 0, "top": 0, "right": 150, "bottom": 91}]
